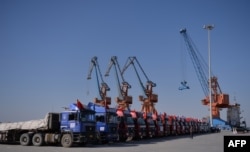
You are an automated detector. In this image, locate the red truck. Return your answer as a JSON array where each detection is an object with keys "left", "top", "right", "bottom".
[
  {"left": 143, "top": 113, "right": 156, "bottom": 138},
  {"left": 154, "top": 114, "right": 164, "bottom": 137},
  {"left": 116, "top": 109, "right": 135, "bottom": 141},
  {"left": 160, "top": 113, "right": 170, "bottom": 136},
  {"left": 130, "top": 110, "right": 147, "bottom": 139}
]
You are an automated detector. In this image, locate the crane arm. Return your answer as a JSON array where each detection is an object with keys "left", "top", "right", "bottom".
[
  {"left": 105, "top": 56, "right": 131, "bottom": 88},
  {"left": 105, "top": 56, "right": 123, "bottom": 99},
  {"left": 87, "top": 56, "right": 97, "bottom": 80},
  {"left": 105, "top": 56, "right": 116, "bottom": 77},
  {"left": 122, "top": 57, "right": 154, "bottom": 84},
  {"left": 122, "top": 56, "right": 156, "bottom": 96},
  {"left": 180, "top": 28, "right": 209, "bottom": 96}
]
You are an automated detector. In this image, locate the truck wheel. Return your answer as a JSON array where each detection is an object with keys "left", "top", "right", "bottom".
[
  {"left": 20, "top": 133, "right": 31, "bottom": 146},
  {"left": 61, "top": 134, "right": 73, "bottom": 147},
  {"left": 32, "top": 133, "right": 44, "bottom": 146}
]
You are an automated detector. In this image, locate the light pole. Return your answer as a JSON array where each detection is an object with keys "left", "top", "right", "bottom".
[{"left": 203, "top": 24, "right": 214, "bottom": 127}]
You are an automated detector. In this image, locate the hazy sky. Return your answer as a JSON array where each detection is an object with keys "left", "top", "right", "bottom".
[{"left": 1, "top": 0, "right": 249, "bottom": 126}]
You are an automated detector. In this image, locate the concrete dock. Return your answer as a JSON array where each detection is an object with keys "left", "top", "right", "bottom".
[{"left": 0, "top": 131, "right": 249, "bottom": 152}]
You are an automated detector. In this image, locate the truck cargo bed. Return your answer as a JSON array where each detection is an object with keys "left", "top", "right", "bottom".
[{"left": 0, "top": 113, "right": 58, "bottom": 131}]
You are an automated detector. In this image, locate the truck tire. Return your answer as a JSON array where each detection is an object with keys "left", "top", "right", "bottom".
[
  {"left": 32, "top": 133, "right": 44, "bottom": 146},
  {"left": 20, "top": 133, "right": 31, "bottom": 146},
  {"left": 61, "top": 134, "right": 73, "bottom": 147}
]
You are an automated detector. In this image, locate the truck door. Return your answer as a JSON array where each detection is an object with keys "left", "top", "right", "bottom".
[{"left": 60, "top": 112, "right": 81, "bottom": 132}]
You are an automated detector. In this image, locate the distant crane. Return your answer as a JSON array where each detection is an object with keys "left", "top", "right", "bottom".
[
  {"left": 121, "top": 56, "right": 158, "bottom": 118},
  {"left": 179, "top": 28, "right": 230, "bottom": 119},
  {"left": 87, "top": 56, "right": 111, "bottom": 107},
  {"left": 105, "top": 56, "right": 133, "bottom": 111}
]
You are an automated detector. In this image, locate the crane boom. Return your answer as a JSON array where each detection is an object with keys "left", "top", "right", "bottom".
[
  {"left": 105, "top": 56, "right": 132, "bottom": 111},
  {"left": 180, "top": 28, "right": 209, "bottom": 96},
  {"left": 180, "top": 28, "right": 229, "bottom": 118},
  {"left": 87, "top": 56, "right": 111, "bottom": 106},
  {"left": 122, "top": 57, "right": 156, "bottom": 96}
]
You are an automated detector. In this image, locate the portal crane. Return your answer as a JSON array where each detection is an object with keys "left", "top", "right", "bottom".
[
  {"left": 179, "top": 28, "right": 229, "bottom": 118},
  {"left": 105, "top": 56, "right": 133, "bottom": 111},
  {"left": 87, "top": 56, "right": 111, "bottom": 106},
  {"left": 121, "top": 56, "right": 158, "bottom": 117}
]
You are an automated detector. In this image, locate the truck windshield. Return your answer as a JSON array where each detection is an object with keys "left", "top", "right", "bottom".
[
  {"left": 137, "top": 118, "right": 146, "bottom": 125},
  {"left": 126, "top": 116, "right": 134, "bottom": 124},
  {"left": 80, "top": 111, "right": 95, "bottom": 122},
  {"left": 107, "top": 113, "right": 117, "bottom": 124},
  {"left": 157, "top": 120, "right": 162, "bottom": 125},
  {"left": 147, "top": 118, "right": 155, "bottom": 125}
]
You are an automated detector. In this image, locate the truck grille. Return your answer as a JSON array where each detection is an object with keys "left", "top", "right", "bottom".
[
  {"left": 110, "top": 126, "right": 117, "bottom": 133},
  {"left": 86, "top": 126, "right": 95, "bottom": 132}
]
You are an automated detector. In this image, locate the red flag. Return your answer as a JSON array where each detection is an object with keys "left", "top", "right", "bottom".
[{"left": 76, "top": 99, "right": 84, "bottom": 110}]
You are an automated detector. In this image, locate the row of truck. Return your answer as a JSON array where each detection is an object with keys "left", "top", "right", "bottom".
[{"left": 0, "top": 100, "right": 210, "bottom": 148}]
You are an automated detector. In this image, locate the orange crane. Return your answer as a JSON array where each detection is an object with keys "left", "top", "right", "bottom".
[
  {"left": 179, "top": 28, "right": 230, "bottom": 119},
  {"left": 121, "top": 56, "right": 158, "bottom": 118},
  {"left": 122, "top": 56, "right": 159, "bottom": 137},
  {"left": 87, "top": 56, "right": 111, "bottom": 107},
  {"left": 105, "top": 56, "right": 136, "bottom": 141},
  {"left": 105, "top": 56, "right": 133, "bottom": 110}
]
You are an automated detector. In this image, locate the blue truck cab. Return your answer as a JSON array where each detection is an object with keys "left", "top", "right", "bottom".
[
  {"left": 60, "top": 102, "right": 96, "bottom": 146},
  {"left": 88, "top": 102, "right": 118, "bottom": 143}
]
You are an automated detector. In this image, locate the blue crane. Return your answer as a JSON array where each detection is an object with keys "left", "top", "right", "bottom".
[{"left": 180, "top": 28, "right": 210, "bottom": 95}]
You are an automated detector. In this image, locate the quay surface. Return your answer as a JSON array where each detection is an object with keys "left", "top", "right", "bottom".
[{"left": 0, "top": 131, "right": 249, "bottom": 152}]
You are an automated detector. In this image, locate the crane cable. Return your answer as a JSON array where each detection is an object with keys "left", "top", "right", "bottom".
[{"left": 179, "top": 34, "right": 190, "bottom": 90}]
